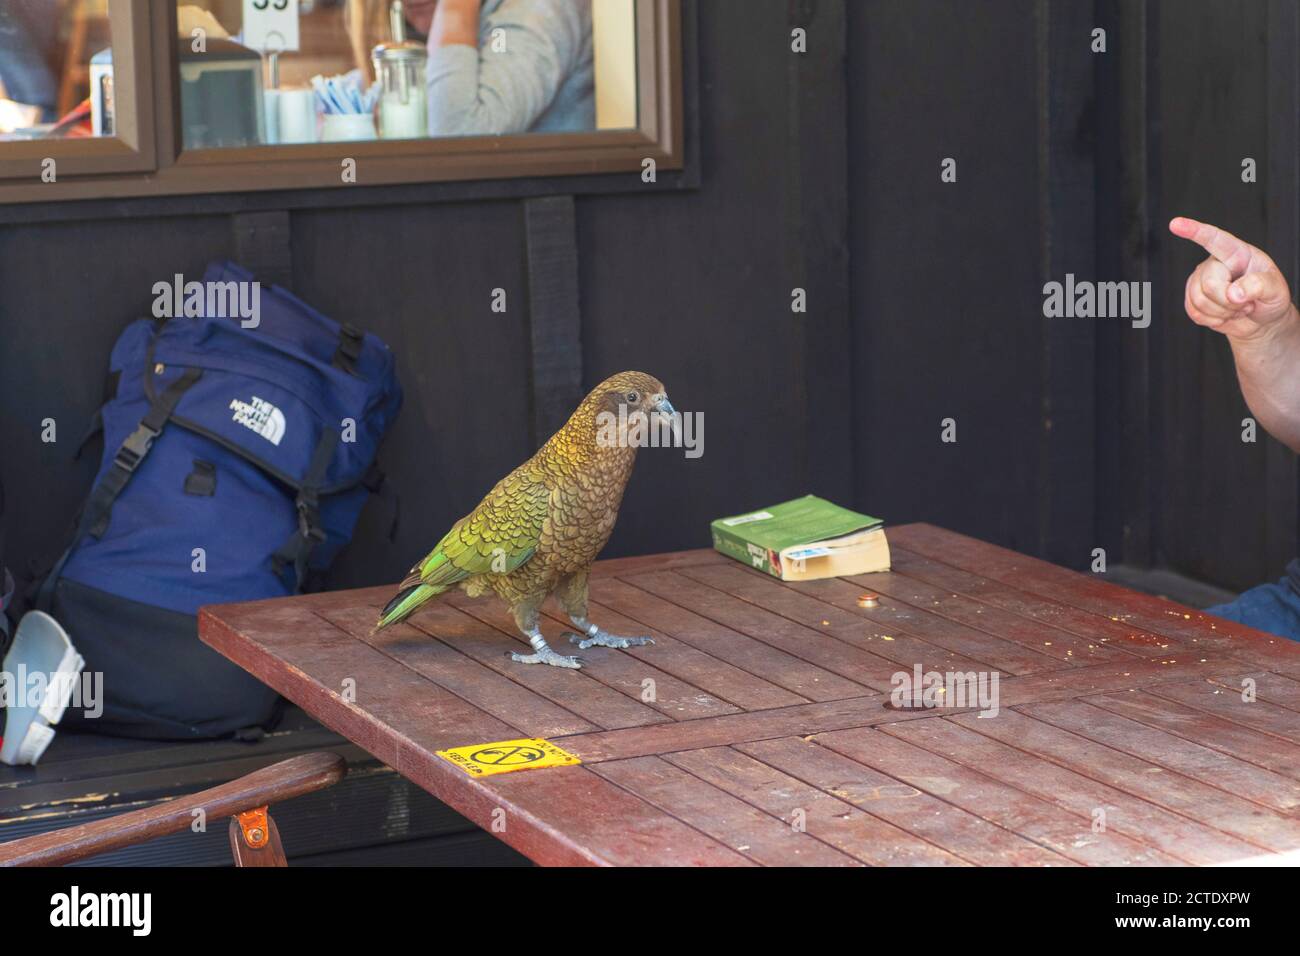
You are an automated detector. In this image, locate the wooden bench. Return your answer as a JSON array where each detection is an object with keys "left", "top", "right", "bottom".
[
  {"left": 0, "top": 706, "right": 528, "bottom": 865},
  {"left": 197, "top": 522, "right": 1300, "bottom": 866},
  {"left": 0, "top": 749, "right": 345, "bottom": 866}
]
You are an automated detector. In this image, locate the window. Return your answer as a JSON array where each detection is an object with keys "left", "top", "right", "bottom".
[
  {"left": 0, "top": 0, "right": 683, "bottom": 202},
  {"left": 0, "top": 0, "right": 156, "bottom": 181}
]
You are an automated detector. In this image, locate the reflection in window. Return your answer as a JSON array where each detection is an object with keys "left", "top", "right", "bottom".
[
  {"left": 0, "top": 0, "right": 117, "bottom": 140},
  {"left": 173, "top": 0, "right": 636, "bottom": 149}
]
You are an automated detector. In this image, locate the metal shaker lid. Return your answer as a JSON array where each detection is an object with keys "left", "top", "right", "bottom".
[
  {"left": 372, "top": 1, "right": 427, "bottom": 63},
  {"left": 372, "top": 41, "right": 426, "bottom": 63}
]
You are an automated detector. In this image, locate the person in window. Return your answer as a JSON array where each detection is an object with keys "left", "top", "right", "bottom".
[
  {"left": 0, "top": 0, "right": 58, "bottom": 124},
  {"left": 402, "top": 0, "right": 594, "bottom": 136},
  {"left": 1171, "top": 215, "right": 1300, "bottom": 639}
]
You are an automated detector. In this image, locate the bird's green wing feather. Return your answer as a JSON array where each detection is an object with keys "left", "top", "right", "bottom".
[
  {"left": 377, "top": 467, "right": 553, "bottom": 632},
  {"left": 408, "top": 469, "right": 549, "bottom": 589}
]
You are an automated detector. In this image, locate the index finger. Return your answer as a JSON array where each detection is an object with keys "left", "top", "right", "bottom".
[{"left": 1169, "top": 216, "right": 1254, "bottom": 276}]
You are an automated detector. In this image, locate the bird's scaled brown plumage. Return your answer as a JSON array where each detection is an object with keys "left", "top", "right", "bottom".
[{"left": 374, "top": 371, "right": 677, "bottom": 668}]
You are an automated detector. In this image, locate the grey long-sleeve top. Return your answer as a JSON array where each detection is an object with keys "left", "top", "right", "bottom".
[{"left": 426, "top": 0, "right": 595, "bottom": 136}]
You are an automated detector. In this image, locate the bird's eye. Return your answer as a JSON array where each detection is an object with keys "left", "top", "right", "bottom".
[{"left": 625, "top": 390, "right": 639, "bottom": 403}]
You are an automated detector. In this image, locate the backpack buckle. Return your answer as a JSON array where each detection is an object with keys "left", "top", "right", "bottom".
[
  {"left": 296, "top": 497, "right": 325, "bottom": 543},
  {"left": 114, "top": 423, "right": 160, "bottom": 473}
]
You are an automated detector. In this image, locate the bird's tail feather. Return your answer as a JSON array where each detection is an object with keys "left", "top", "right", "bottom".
[{"left": 374, "top": 582, "right": 443, "bottom": 632}]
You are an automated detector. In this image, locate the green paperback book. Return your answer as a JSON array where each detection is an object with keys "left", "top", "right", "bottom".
[{"left": 710, "top": 495, "right": 890, "bottom": 581}]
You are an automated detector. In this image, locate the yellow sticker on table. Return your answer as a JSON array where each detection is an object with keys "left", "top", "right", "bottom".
[{"left": 436, "top": 738, "right": 582, "bottom": 777}]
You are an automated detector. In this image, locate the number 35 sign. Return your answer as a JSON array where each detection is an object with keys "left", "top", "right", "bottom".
[{"left": 243, "top": 0, "right": 301, "bottom": 53}]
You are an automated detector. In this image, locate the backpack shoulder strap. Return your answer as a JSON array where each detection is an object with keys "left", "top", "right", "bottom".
[
  {"left": 271, "top": 428, "right": 339, "bottom": 592},
  {"left": 34, "top": 365, "right": 202, "bottom": 613},
  {"left": 84, "top": 366, "right": 202, "bottom": 539}
]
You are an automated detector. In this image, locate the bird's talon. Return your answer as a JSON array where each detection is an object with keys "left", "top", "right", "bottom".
[
  {"left": 510, "top": 648, "right": 583, "bottom": 669},
  {"left": 567, "top": 630, "right": 655, "bottom": 650}
]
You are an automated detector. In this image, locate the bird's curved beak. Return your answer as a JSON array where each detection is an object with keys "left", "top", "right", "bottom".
[{"left": 653, "top": 395, "right": 681, "bottom": 442}]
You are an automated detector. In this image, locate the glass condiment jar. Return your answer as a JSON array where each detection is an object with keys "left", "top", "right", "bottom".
[{"left": 372, "top": 1, "right": 428, "bottom": 140}]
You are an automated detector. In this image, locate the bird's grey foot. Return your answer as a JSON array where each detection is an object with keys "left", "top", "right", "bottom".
[
  {"left": 511, "top": 630, "right": 583, "bottom": 668},
  {"left": 566, "top": 627, "right": 655, "bottom": 651},
  {"left": 510, "top": 647, "right": 584, "bottom": 668}
]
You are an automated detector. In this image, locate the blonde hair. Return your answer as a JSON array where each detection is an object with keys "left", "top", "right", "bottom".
[{"left": 343, "top": 0, "right": 397, "bottom": 79}]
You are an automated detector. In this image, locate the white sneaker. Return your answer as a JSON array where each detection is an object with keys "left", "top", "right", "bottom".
[{"left": 0, "top": 611, "right": 85, "bottom": 766}]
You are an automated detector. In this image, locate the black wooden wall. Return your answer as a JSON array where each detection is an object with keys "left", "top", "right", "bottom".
[
  {"left": 1, "top": 0, "right": 1296, "bottom": 598},
  {"left": 1094, "top": 0, "right": 1300, "bottom": 591},
  {"left": 848, "top": 0, "right": 1096, "bottom": 564}
]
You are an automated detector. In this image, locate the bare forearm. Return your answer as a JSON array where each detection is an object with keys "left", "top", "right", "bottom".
[
  {"left": 430, "top": 0, "right": 481, "bottom": 47},
  {"left": 1232, "top": 304, "right": 1300, "bottom": 452}
]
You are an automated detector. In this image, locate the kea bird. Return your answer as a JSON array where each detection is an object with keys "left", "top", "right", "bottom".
[{"left": 374, "top": 371, "right": 678, "bottom": 668}]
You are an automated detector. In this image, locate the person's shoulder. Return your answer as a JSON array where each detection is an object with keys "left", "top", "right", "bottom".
[{"left": 494, "top": 0, "right": 590, "bottom": 28}]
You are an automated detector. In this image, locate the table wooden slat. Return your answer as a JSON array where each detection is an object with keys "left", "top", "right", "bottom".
[
  {"left": 894, "top": 525, "right": 1300, "bottom": 667},
  {"left": 589, "top": 576, "right": 816, "bottom": 707},
  {"left": 1208, "top": 671, "right": 1300, "bottom": 710},
  {"left": 880, "top": 717, "right": 1264, "bottom": 865},
  {"left": 627, "top": 570, "right": 892, "bottom": 693},
  {"left": 318, "top": 604, "right": 600, "bottom": 738},
  {"left": 810, "top": 727, "right": 1184, "bottom": 866},
  {"left": 584, "top": 587, "right": 810, "bottom": 710},
  {"left": 888, "top": 547, "right": 1192, "bottom": 656},
  {"left": 1084, "top": 689, "right": 1300, "bottom": 780},
  {"left": 683, "top": 563, "right": 1070, "bottom": 674},
  {"left": 198, "top": 523, "right": 1300, "bottom": 866},
  {"left": 455, "top": 594, "right": 739, "bottom": 722},
  {"left": 408, "top": 599, "right": 670, "bottom": 732},
  {"left": 553, "top": 655, "right": 1243, "bottom": 764},
  {"left": 661, "top": 746, "right": 971, "bottom": 866},
  {"left": 591, "top": 756, "right": 862, "bottom": 866},
  {"left": 792, "top": 570, "right": 1125, "bottom": 665},
  {"left": 588, "top": 576, "right": 866, "bottom": 701},
  {"left": 1146, "top": 680, "right": 1300, "bottom": 744},
  {"left": 624, "top": 574, "right": 987, "bottom": 686},
  {"left": 947, "top": 709, "right": 1300, "bottom": 852},
  {"left": 1018, "top": 699, "right": 1300, "bottom": 813},
  {"left": 734, "top": 736, "right": 1076, "bottom": 866}
]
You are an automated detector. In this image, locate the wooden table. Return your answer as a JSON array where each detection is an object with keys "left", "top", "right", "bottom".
[{"left": 199, "top": 524, "right": 1300, "bottom": 866}]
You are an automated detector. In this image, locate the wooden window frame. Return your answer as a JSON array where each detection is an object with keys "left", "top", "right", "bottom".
[{"left": 0, "top": 0, "right": 683, "bottom": 204}]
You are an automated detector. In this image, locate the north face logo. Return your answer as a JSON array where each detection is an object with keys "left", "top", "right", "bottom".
[{"left": 229, "top": 396, "right": 285, "bottom": 446}]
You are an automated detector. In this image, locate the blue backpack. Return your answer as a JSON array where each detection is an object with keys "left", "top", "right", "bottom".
[{"left": 38, "top": 261, "right": 402, "bottom": 738}]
